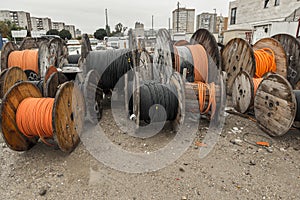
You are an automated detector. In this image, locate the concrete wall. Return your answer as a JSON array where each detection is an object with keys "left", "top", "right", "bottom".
[
  {"left": 172, "top": 8, "right": 195, "bottom": 33},
  {"left": 228, "top": 0, "right": 300, "bottom": 29},
  {"left": 223, "top": 29, "right": 252, "bottom": 44}
]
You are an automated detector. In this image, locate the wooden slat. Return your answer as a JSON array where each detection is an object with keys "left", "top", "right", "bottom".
[
  {"left": 232, "top": 71, "right": 254, "bottom": 113},
  {"left": 1, "top": 42, "right": 18, "bottom": 71},
  {"left": 254, "top": 74, "right": 296, "bottom": 136},
  {"left": 222, "top": 38, "right": 255, "bottom": 95}
]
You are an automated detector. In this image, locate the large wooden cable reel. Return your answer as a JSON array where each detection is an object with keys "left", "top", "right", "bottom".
[
  {"left": 0, "top": 42, "right": 18, "bottom": 71},
  {"left": 254, "top": 74, "right": 296, "bottom": 137},
  {"left": 190, "top": 28, "right": 222, "bottom": 70},
  {"left": 253, "top": 37, "right": 287, "bottom": 78},
  {"left": 222, "top": 38, "right": 256, "bottom": 95},
  {"left": 272, "top": 34, "right": 300, "bottom": 89},
  {"left": 153, "top": 29, "right": 173, "bottom": 84},
  {"left": 1, "top": 81, "right": 85, "bottom": 152},
  {"left": 0, "top": 67, "right": 28, "bottom": 99}
]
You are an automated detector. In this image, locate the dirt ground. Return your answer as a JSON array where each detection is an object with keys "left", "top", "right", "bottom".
[{"left": 1, "top": 101, "right": 300, "bottom": 200}]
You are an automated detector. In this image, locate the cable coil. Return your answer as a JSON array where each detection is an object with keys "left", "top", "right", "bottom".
[{"left": 8, "top": 50, "right": 39, "bottom": 74}]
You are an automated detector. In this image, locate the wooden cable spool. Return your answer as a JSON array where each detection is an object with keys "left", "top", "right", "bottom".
[
  {"left": 272, "top": 34, "right": 300, "bottom": 89},
  {"left": 44, "top": 71, "right": 69, "bottom": 98},
  {"left": 19, "top": 37, "right": 50, "bottom": 50},
  {"left": 153, "top": 29, "right": 173, "bottom": 84},
  {"left": 190, "top": 28, "right": 221, "bottom": 70},
  {"left": 174, "top": 40, "right": 190, "bottom": 46},
  {"left": 0, "top": 67, "right": 28, "bottom": 99},
  {"left": 254, "top": 74, "right": 296, "bottom": 137},
  {"left": 253, "top": 38, "right": 287, "bottom": 78},
  {"left": 232, "top": 71, "right": 255, "bottom": 113},
  {"left": 1, "top": 81, "right": 85, "bottom": 152},
  {"left": 222, "top": 38, "right": 256, "bottom": 95},
  {"left": 81, "top": 70, "right": 103, "bottom": 124},
  {"left": 0, "top": 42, "right": 18, "bottom": 71}
]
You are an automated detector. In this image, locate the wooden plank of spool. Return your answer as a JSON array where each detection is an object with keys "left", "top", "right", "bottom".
[
  {"left": 254, "top": 74, "right": 296, "bottom": 137},
  {"left": 52, "top": 81, "right": 85, "bottom": 152},
  {"left": 48, "top": 38, "right": 65, "bottom": 67},
  {"left": 1, "top": 42, "right": 18, "bottom": 71},
  {"left": 38, "top": 41, "right": 51, "bottom": 78},
  {"left": 138, "top": 50, "right": 153, "bottom": 80},
  {"left": 153, "top": 29, "right": 173, "bottom": 84},
  {"left": 253, "top": 38, "right": 287, "bottom": 78},
  {"left": 222, "top": 38, "right": 256, "bottom": 95},
  {"left": 44, "top": 72, "right": 69, "bottom": 98},
  {"left": 83, "top": 70, "right": 103, "bottom": 124},
  {"left": 232, "top": 71, "right": 254, "bottom": 113},
  {"left": 170, "top": 72, "right": 185, "bottom": 130},
  {"left": 1, "top": 82, "right": 41, "bottom": 151},
  {"left": 191, "top": 29, "right": 221, "bottom": 70},
  {"left": 0, "top": 67, "right": 28, "bottom": 99},
  {"left": 81, "top": 34, "right": 92, "bottom": 59},
  {"left": 272, "top": 34, "right": 300, "bottom": 89},
  {"left": 19, "top": 37, "right": 39, "bottom": 50}
]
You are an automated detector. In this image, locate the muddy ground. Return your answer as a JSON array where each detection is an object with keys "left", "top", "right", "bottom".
[{"left": 1, "top": 101, "right": 300, "bottom": 200}]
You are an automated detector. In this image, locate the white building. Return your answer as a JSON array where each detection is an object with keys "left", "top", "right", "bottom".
[
  {"left": 196, "top": 12, "right": 217, "bottom": 33},
  {"left": 172, "top": 7, "right": 195, "bottom": 34},
  {"left": 65, "top": 25, "right": 76, "bottom": 38},
  {"left": 227, "top": 0, "right": 300, "bottom": 43},
  {"left": 52, "top": 22, "right": 65, "bottom": 31},
  {"left": 0, "top": 10, "right": 32, "bottom": 30},
  {"left": 31, "top": 17, "right": 52, "bottom": 31}
]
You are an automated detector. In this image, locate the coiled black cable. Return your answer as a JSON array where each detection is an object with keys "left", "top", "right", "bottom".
[
  {"left": 86, "top": 49, "right": 133, "bottom": 90},
  {"left": 129, "top": 81, "right": 178, "bottom": 123},
  {"left": 67, "top": 54, "right": 81, "bottom": 64}
]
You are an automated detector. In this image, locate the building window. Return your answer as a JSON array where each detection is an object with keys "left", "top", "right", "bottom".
[
  {"left": 264, "top": 0, "right": 269, "bottom": 8},
  {"left": 230, "top": 7, "right": 237, "bottom": 25},
  {"left": 274, "top": 0, "right": 280, "bottom": 6}
]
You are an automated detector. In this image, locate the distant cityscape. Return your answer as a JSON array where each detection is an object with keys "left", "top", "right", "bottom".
[{"left": 0, "top": 0, "right": 299, "bottom": 45}]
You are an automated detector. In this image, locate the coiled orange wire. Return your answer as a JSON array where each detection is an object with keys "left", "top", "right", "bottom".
[
  {"left": 16, "top": 98, "right": 54, "bottom": 145},
  {"left": 253, "top": 78, "right": 263, "bottom": 96},
  {"left": 8, "top": 50, "right": 39, "bottom": 74},
  {"left": 197, "top": 82, "right": 216, "bottom": 117},
  {"left": 254, "top": 48, "right": 276, "bottom": 78}
]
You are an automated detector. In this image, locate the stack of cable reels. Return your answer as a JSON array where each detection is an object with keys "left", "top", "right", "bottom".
[
  {"left": 1, "top": 37, "right": 66, "bottom": 80},
  {"left": 231, "top": 37, "right": 288, "bottom": 113},
  {"left": 1, "top": 81, "right": 85, "bottom": 152}
]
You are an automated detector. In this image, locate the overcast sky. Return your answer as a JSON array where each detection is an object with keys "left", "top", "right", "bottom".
[{"left": 1, "top": 0, "right": 231, "bottom": 34}]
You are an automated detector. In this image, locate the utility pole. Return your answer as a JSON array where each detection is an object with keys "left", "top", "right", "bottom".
[
  {"left": 105, "top": 9, "right": 110, "bottom": 35},
  {"left": 168, "top": 17, "right": 171, "bottom": 34},
  {"left": 152, "top": 15, "right": 154, "bottom": 36},
  {"left": 177, "top": 1, "right": 180, "bottom": 32}
]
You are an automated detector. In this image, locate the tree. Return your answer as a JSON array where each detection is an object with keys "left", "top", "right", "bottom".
[
  {"left": 59, "top": 29, "right": 72, "bottom": 40},
  {"left": 0, "top": 20, "right": 23, "bottom": 40},
  {"left": 46, "top": 29, "right": 59, "bottom": 36},
  {"left": 94, "top": 28, "right": 107, "bottom": 40},
  {"left": 110, "top": 22, "right": 127, "bottom": 36}
]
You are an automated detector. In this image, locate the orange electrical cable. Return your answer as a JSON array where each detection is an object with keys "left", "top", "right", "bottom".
[
  {"left": 254, "top": 48, "right": 276, "bottom": 78},
  {"left": 16, "top": 98, "right": 54, "bottom": 145},
  {"left": 253, "top": 78, "right": 263, "bottom": 96},
  {"left": 197, "top": 82, "right": 216, "bottom": 117},
  {"left": 187, "top": 44, "right": 208, "bottom": 83},
  {"left": 8, "top": 50, "right": 39, "bottom": 74}
]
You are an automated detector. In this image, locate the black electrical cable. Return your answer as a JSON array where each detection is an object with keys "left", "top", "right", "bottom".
[
  {"left": 67, "top": 54, "right": 81, "bottom": 64},
  {"left": 129, "top": 81, "right": 178, "bottom": 123},
  {"left": 294, "top": 90, "right": 300, "bottom": 121},
  {"left": 86, "top": 49, "right": 133, "bottom": 90},
  {"left": 174, "top": 46, "right": 195, "bottom": 82}
]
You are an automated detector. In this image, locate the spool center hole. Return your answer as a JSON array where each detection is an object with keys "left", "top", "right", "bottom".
[{"left": 239, "top": 89, "right": 243, "bottom": 96}]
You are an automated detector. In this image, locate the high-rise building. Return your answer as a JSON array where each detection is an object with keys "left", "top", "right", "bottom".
[
  {"left": 31, "top": 17, "right": 52, "bottom": 31},
  {"left": 65, "top": 25, "right": 76, "bottom": 38},
  {"left": 0, "top": 10, "right": 32, "bottom": 30},
  {"left": 196, "top": 12, "right": 217, "bottom": 33},
  {"left": 52, "top": 22, "right": 65, "bottom": 31},
  {"left": 172, "top": 7, "right": 195, "bottom": 33}
]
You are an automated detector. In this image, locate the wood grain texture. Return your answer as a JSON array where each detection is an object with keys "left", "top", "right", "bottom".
[
  {"left": 232, "top": 71, "right": 254, "bottom": 113},
  {"left": 272, "top": 34, "right": 300, "bottom": 89},
  {"left": 1, "top": 82, "right": 41, "bottom": 151},
  {"left": 222, "top": 38, "right": 255, "bottom": 95},
  {"left": 254, "top": 74, "right": 296, "bottom": 137},
  {"left": 0, "top": 67, "right": 28, "bottom": 99},
  {"left": 38, "top": 41, "right": 51, "bottom": 78},
  {"left": 52, "top": 81, "right": 85, "bottom": 152},
  {"left": 44, "top": 72, "right": 69, "bottom": 97},
  {"left": 253, "top": 38, "right": 287, "bottom": 78},
  {"left": 1, "top": 42, "right": 18, "bottom": 71}
]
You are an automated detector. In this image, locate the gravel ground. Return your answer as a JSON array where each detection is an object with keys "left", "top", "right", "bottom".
[{"left": 1, "top": 103, "right": 300, "bottom": 200}]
